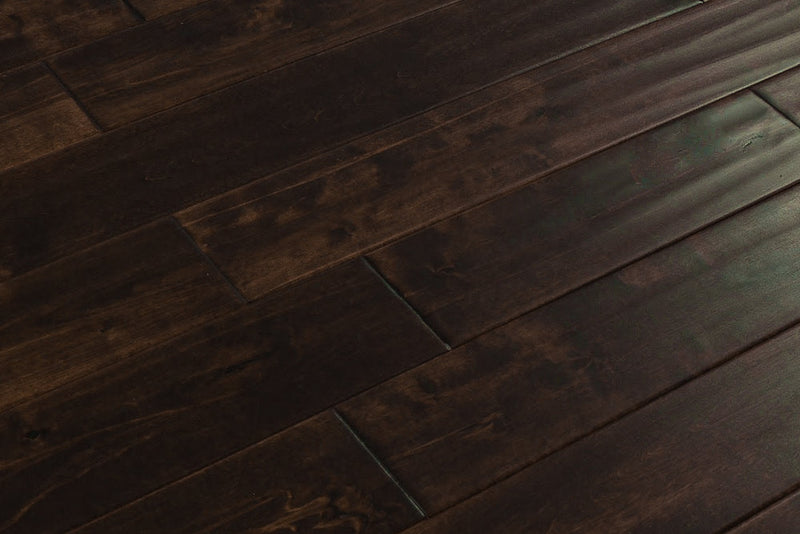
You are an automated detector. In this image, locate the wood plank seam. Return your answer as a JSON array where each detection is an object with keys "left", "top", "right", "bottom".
[
  {"left": 333, "top": 409, "right": 427, "bottom": 519},
  {"left": 169, "top": 216, "right": 248, "bottom": 304},
  {"left": 361, "top": 257, "right": 451, "bottom": 350},
  {"left": 401, "top": 312, "right": 800, "bottom": 519},
  {"left": 41, "top": 61, "right": 103, "bottom": 132},
  {"left": 119, "top": 0, "right": 146, "bottom": 21},
  {"left": 752, "top": 87, "right": 800, "bottom": 129},
  {"left": 719, "top": 482, "right": 800, "bottom": 533}
]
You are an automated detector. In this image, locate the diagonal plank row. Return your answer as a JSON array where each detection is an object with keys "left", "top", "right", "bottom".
[
  {"left": 49, "top": 0, "right": 694, "bottom": 129},
  {"left": 70, "top": 411, "right": 421, "bottom": 534},
  {"left": 0, "top": 257, "right": 443, "bottom": 532},
  {"left": 179, "top": 0, "right": 800, "bottom": 302},
  {"left": 0, "top": 0, "right": 139, "bottom": 74},
  {"left": 5, "top": 0, "right": 780, "bottom": 281},
  {"left": 338, "top": 168, "right": 800, "bottom": 517},
  {"left": 399, "top": 325, "right": 800, "bottom": 533},
  {"left": 0, "top": 64, "right": 98, "bottom": 174},
  {"left": 729, "top": 491, "right": 800, "bottom": 533}
]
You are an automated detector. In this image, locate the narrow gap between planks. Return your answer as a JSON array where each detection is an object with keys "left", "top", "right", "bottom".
[{"left": 42, "top": 61, "right": 104, "bottom": 132}]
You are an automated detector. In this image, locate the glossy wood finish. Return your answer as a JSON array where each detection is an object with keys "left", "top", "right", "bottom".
[
  {"left": 0, "top": 0, "right": 707, "bottom": 280},
  {"left": 0, "top": 219, "right": 241, "bottom": 411},
  {"left": 0, "top": 260, "right": 442, "bottom": 532},
  {"left": 369, "top": 93, "right": 800, "bottom": 344},
  {"left": 52, "top": 0, "right": 457, "bottom": 129},
  {"left": 729, "top": 492, "right": 800, "bottom": 533},
  {"left": 0, "top": 0, "right": 138, "bottom": 73},
  {"left": 0, "top": 64, "right": 97, "bottom": 172},
  {"left": 400, "top": 326, "right": 800, "bottom": 533},
  {"left": 340, "top": 182, "right": 800, "bottom": 513},
  {"left": 756, "top": 65, "right": 800, "bottom": 125},
  {"left": 180, "top": 0, "right": 800, "bottom": 300},
  {"left": 71, "top": 412, "right": 421, "bottom": 534}
]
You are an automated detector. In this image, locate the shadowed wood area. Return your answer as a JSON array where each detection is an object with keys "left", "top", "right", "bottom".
[
  {"left": 4, "top": 0, "right": 800, "bottom": 532},
  {"left": 0, "top": 260, "right": 443, "bottom": 532}
]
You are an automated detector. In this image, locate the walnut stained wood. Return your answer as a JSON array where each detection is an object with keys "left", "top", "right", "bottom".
[
  {"left": 5, "top": 0, "right": 800, "bottom": 531},
  {"left": 0, "top": 64, "right": 97, "bottom": 172},
  {"left": 0, "top": 260, "right": 442, "bottom": 532}
]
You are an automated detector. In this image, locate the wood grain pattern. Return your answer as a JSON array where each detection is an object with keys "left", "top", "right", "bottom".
[
  {"left": 0, "top": 64, "right": 97, "bottom": 172},
  {"left": 0, "top": 219, "right": 241, "bottom": 412},
  {"left": 51, "top": 0, "right": 458, "bottom": 129},
  {"left": 0, "top": 260, "right": 443, "bottom": 533},
  {"left": 127, "top": 0, "right": 209, "bottom": 19},
  {"left": 0, "top": 0, "right": 800, "bottom": 285},
  {"left": 179, "top": 0, "right": 800, "bottom": 301},
  {"left": 729, "top": 492, "right": 800, "bottom": 533},
  {"left": 400, "top": 326, "right": 800, "bottom": 533},
  {"left": 368, "top": 93, "right": 800, "bottom": 344},
  {"left": 756, "top": 65, "right": 800, "bottom": 125},
  {"left": 0, "top": 0, "right": 138, "bottom": 73},
  {"left": 339, "top": 182, "right": 800, "bottom": 513},
  {"left": 70, "top": 412, "right": 421, "bottom": 534}
]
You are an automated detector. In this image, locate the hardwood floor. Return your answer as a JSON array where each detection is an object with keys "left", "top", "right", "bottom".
[{"left": 3, "top": 0, "right": 800, "bottom": 532}]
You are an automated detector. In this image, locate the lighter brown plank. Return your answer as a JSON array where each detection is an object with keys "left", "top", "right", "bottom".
[
  {"left": 339, "top": 181, "right": 800, "bottom": 513},
  {"left": 0, "top": 0, "right": 138, "bottom": 73},
  {"left": 368, "top": 92, "right": 800, "bottom": 344},
  {"left": 401, "top": 326, "right": 800, "bottom": 533},
  {"left": 0, "top": 219, "right": 241, "bottom": 411},
  {"left": 0, "top": 64, "right": 96, "bottom": 173},
  {"left": 0, "top": 260, "right": 443, "bottom": 533},
  {"left": 71, "top": 412, "right": 421, "bottom": 534},
  {"left": 179, "top": 0, "right": 800, "bottom": 301}
]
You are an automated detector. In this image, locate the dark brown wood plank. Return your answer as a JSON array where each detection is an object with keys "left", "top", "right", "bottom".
[
  {"left": 178, "top": 0, "right": 800, "bottom": 301},
  {"left": 368, "top": 93, "right": 800, "bottom": 345},
  {"left": 4, "top": 0, "right": 795, "bottom": 281},
  {"left": 0, "top": 260, "right": 444, "bottom": 533},
  {"left": 399, "top": 326, "right": 800, "bottom": 533},
  {"left": 70, "top": 411, "right": 421, "bottom": 534},
  {"left": 338, "top": 182, "right": 800, "bottom": 513},
  {"left": 0, "top": 219, "right": 241, "bottom": 412},
  {"left": 729, "top": 492, "right": 800, "bottom": 533},
  {"left": 128, "top": 0, "right": 208, "bottom": 19},
  {"left": 51, "top": 0, "right": 458, "bottom": 129},
  {"left": 756, "top": 65, "right": 800, "bottom": 125},
  {"left": 0, "top": 64, "right": 97, "bottom": 173},
  {"left": 0, "top": 0, "right": 138, "bottom": 73}
]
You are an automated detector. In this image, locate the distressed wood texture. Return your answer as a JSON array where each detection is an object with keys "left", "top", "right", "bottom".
[
  {"left": 0, "top": 260, "right": 444, "bottom": 533},
  {"left": 729, "top": 492, "right": 800, "bottom": 533},
  {"left": 71, "top": 412, "right": 422, "bottom": 534},
  {"left": 51, "top": 0, "right": 461, "bottom": 129},
  {"left": 179, "top": 0, "right": 800, "bottom": 301},
  {"left": 339, "top": 181, "right": 800, "bottom": 513},
  {"left": 3, "top": 0, "right": 796, "bottom": 280},
  {"left": 368, "top": 93, "right": 800, "bottom": 344},
  {"left": 0, "top": 219, "right": 241, "bottom": 412},
  {"left": 400, "top": 326, "right": 800, "bottom": 533},
  {"left": 0, "top": 64, "right": 97, "bottom": 172},
  {"left": 756, "top": 65, "right": 800, "bottom": 124},
  {"left": 0, "top": 0, "right": 138, "bottom": 73}
]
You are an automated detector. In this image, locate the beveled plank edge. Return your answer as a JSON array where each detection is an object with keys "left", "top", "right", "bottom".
[
  {"left": 721, "top": 484, "right": 800, "bottom": 533},
  {"left": 753, "top": 85, "right": 800, "bottom": 129},
  {"left": 63, "top": 409, "right": 424, "bottom": 533},
  {"left": 393, "top": 317, "right": 800, "bottom": 532},
  {"left": 41, "top": 61, "right": 103, "bottom": 131}
]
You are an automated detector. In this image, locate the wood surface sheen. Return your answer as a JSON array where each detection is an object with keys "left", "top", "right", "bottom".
[
  {"left": 340, "top": 181, "right": 800, "bottom": 513},
  {"left": 0, "top": 260, "right": 443, "bottom": 532},
  {"left": 0, "top": 0, "right": 708, "bottom": 279},
  {"left": 369, "top": 93, "right": 800, "bottom": 344},
  {"left": 399, "top": 327, "right": 800, "bottom": 533},
  {"left": 180, "top": 0, "right": 800, "bottom": 300},
  {"left": 756, "top": 65, "right": 800, "bottom": 124}
]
